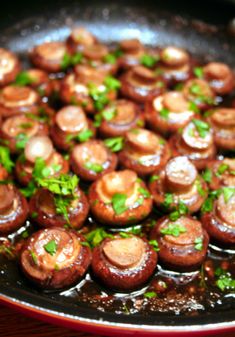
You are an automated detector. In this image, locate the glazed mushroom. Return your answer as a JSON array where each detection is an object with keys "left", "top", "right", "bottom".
[
  {"left": 118, "top": 38, "right": 145, "bottom": 70},
  {"left": 182, "top": 78, "right": 215, "bottom": 111},
  {"left": 201, "top": 189, "right": 235, "bottom": 246},
  {"left": 203, "top": 62, "right": 234, "bottom": 95},
  {"left": 205, "top": 158, "right": 235, "bottom": 191},
  {"left": 150, "top": 215, "right": 209, "bottom": 271},
  {"left": 158, "top": 46, "right": 192, "bottom": 85},
  {"left": 89, "top": 170, "right": 153, "bottom": 226},
  {"left": 21, "top": 68, "right": 54, "bottom": 97},
  {"left": 118, "top": 128, "right": 171, "bottom": 176},
  {"left": 70, "top": 140, "right": 118, "bottom": 182},
  {"left": 15, "top": 135, "right": 69, "bottom": 186},
  {"left": 145, "top": 91, "right": 195, "bottom": 135},
  {"left": 206, "top": 108, "right": 235, "bottom": 150},
  {"left": 66, "top": 27, "right": 97, "bottom": 54},
  {"left": 30, "top": 41, "right": 68, "bottom": 73},
  {"left": 0, "top": 85, "right": 39, "bottom": 118},
  {"left": 91, "top": 234, "right": 157, "bottom": 291},
  {"left": 0, "top": 184, "right": 28, "bottom": 234},
  {"left": 0, "top": 48, "right": 21, "bottom": 86},
  {"left": 0, "top": 164, "right": 8, "bottom": 181},
  {"left": 120, "top": 65, "right": 166, "bottom": 103},
  {"left": 50, "top": 105, "right": 95, "bottom": 151},
  {"left": 82, "top": 43, "right": 118, "bottom": 75},
  {"left": 29, "top": 184, "right": 89, "bottom": 230},
  {"left": 0, "top": 114, "right": 49, "bottom": 153},
  {"left": 97, "top": 99, "right": 144, "bottom": 138},
  {"left": 20, "top": 227, "right": 91, "bottom": 289},
  {"left": 169, "top": 119, "right": 216, "bottom": 170},
  {"left": 60, "top": 65, "right": 117, "bottom": 113},
  {"left": 148, "top": 156, "right": 208, "bottom": 213}
]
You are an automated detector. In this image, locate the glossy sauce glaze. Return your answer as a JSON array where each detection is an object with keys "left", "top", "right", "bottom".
[{"left": 0, "top": 27, "right": 235, "bottom": 317}]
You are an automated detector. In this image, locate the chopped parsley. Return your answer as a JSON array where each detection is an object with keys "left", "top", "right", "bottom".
[
  {"left": 169, "top": 201, "right": 189, "bottom": 221},
  {"left": 104, "top": 136, "right": 124, "bottom": 152},
  {"left": 159, "top": 107, "right": 170, "bottom": 120},
  {"left": 202, "top": 168, "right": 212, "bottom": 183},
  {"left": 194, "top": 237, "right": 203, "bottom": 251},
  {"left": 15, "top": 133, "right": 29, "bottom": 150},
  {"left": 192, "top": 119, "right": 210, "bottom": 138},
  {"left": 103, "top": 53, "right": 117, "bottom": 64},
  {"left": 61, "top": 52, "right": 83, "bottom": 70},
  {"left": 111, "top": 193, "right": 128, "bottom": 215},
  {"left": 84, "top": 162, "right": 103, "bottom": 173},
  {"left": 149, "top": 240, "right": 160, "bottom": 252},
  {"left": 196, "top": 179, "right": 206, "bottom": 197},
  {"left": 201, "top": 189, "right": 222, "bottom": 213},
  {"left": 138, "top": 187, "right": 150, "bottom": 198},
  {"left": 140, "top": 54, "right": 159, "bottom": 68},
  {"left": 193, "top": 67, "right": 204, "bottom": 79},
  {"left": 0, "top": 146, "right": 14, "bottom": 173},
  {"left": 85, "top": 227, "right": 113, "bottom": 248},
  {"left": 149, "top": 175, "right": 160, "bottom": 183},
  {"left": 223, "top": 187, "right": 235, "bottom": 203},
  {"left": 216, "top": 163, "right": 229, "bottom": 177},
  {"left": 162, "top": 193, "right": 174, "bottom": 210},
  {"left": 102, "top": 107, "right": 117, "bottom": 121},
  {"left": 189, "top": 101, "right": 200, "bottom": 113},
  {"left": 43, "top": 240, "right": 57, "bottom": 256},
  {"left": 14, "top": 71, "right": 35, "bottom": 86},
  {"left": 215, "top": 268, "right": 235, "bottom": 292},
  {"left": 144, "top": 291, "right": 157, "bottom": 299},
  {"left": 160, "top": 223, "right": 187, "bottom": 237},
  {"left": 30, "top": 251, "right": 38, "bottom": 265},
  {"left": 104, "top": 76, "right": 121, "bottom": 91}
]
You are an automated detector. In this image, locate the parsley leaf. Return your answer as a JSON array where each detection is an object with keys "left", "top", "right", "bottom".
[
  {"left": 215, "top": 268, "right": 235, "bottom": 292},
  {"left": 149, "top": 239, "right": 160, "bottom": 252},
  {"left": 84, "top": 162, "right": 103, "bottom": 173},
  {"left": 160, "top": 223, "right": 187, "bottom": 237},
  {"left": 192, "top": 119, "right": 210, "bottom": 138},
  {"left": 61, "top": 52, "right": 83, "bottom": 70},
  {"left": 85, "top": 227, "right": 113, "bottom": 248},
  {"left": 149, "top": 175, "right": 160, "bottom": 183},
  {"left": 193, "top": 67, "right": 204, "bottom": 79},
  {"left": 0, "top": 146, "right": 14, "bottom": 173},
  {"left": 104, "top": 76, "right": 121, "bottom": 91},
  {"left": 15, "top": 133, "right": 29, "bottom": 150},
  {"left": 144, "top": 291, "right": 157, "bottom": 298},
  {"left": 14, "top": 71, "right": 35, "bottom": 86},
  {"left": 77, "top": 129, "right": 93, "bottom": 143},
  {"left": 104, "top": 136, "right": 124, "bottom": 152},
  {"left": 138, "top": 187, "right": 150, "bottom": 198},
  {"left": 159, "top": 107, "right": 170, "bottom": 120},
  {"left": 43, "top": 240, "right": 57, "bottom": 256},
  {"left": 194, "top": 237, "right": 203, "bottom": 251},
  {"left": 169, "top": 201, "right": 188, "bottom": 221},
  {"left": 216, "top": 163, "right": 229, "bottom": 177},
  {"left": 103, "top": 53, "right": 117, "bottom": 64},
  {"left": 223, "top": 187, "right": 235, "bottom": 203},
  {"left": 162, "top": 193, "right": 174, "bottom": 210},
  {"left": 202, "top": 168, "right": 212, "bottom": 183},
  {"left": 201, "top": 189, "right": 222, "bottom": 213},
  {"left": 196, "top": 179, "right": 206, "bottom": 197},
  {"left": 112, "top": 193, "right": 128, "bottom": 215},
  {"left": 140, "top": 54, "right": 159, "bottom": 68}
]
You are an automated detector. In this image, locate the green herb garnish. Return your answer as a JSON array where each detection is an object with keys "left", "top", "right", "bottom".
[
  {"left": 144, "top": 291, "right": 157, "bottom": 299},
  {"left": 85, "top": 227, "right": 114, "bottom": 248},
  {"left": 149, "top": 240, "right": 160, "bottom": 252},
  {"left": 0, "top": 146, "right": 14, "bottom": 173},
  {"left": 111, "top": 193, "right": 128, "bottom": 215},
  {"left": 223, "top": 187, "right": 235, "bottom": 203},
  {"left": 194, "top": 237, "right": 203, "bottom": 251},
  {"left": 215, "top": 268, "right": 235, "bottom": 292},
  {"left": 140, "top": 54, "right": 159, "bottom": 68},
  {"left": 193, "top": 67, "right": 204, "bottom": 79},
  {"left": 216, "top": 163, "right": 229, "bottom": 177},
  {"left": 202, "top": 168, "right": 212, "bottom": 183},
  {"left": 14, "top": 71, "right": 35, "bottom": 86},
  {"left": 104, "top": 136, "right": 124, "bottom": 152},
  {"left": 159, "top": 107, "right": 170, "bottom": 120},
  {"left": 160, "top": 223, "right": 187, "bottom": 237},
  {"left": 15, "top": 133, "right": 29, "bottom": 150},
  {"left": 149, "top": 175, "right": 160, "bottom": 183},
  {"left": 43, "top": 240, "right": 57, "bottom": 256},
  {"left": 192, "top": 119, "right": 210, "bottom": 138},
  {"left": 84, "top": 162, "right": 103, "bottom": 173}
]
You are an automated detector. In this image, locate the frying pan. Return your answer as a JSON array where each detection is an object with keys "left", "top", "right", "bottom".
[{"left": 0, "top": 0, "right": 235, "bottom": 335}]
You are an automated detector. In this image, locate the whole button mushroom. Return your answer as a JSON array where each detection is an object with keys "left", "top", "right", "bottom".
[
  {"left": 203, "top": 62, "right": 234, "bottom": 95},
  {"left": 91, "top": 234, "right": 157, "bottom": 291},
  {"left": 148, "top": 156, "right": 207, "bottom": 213},
  {"left": 20, "top": 227, "right": 92, "bottom": 289},
  {"left": 0, "top": 184, "right": 28, "bottom": 234},
  {"left": 50, "top": 105, "right": 95, "bottom": 151},
  {"left": 0, "top": 85, "right": 39, "bottom": 118},
  {"left": 169, "top": 119, "right": 216, "bottom": 170},
  {"left": 150, "top": 215, "right": 209, "bottom": 271},
  {"left": 0, "top": 48, "right": 21, "bottom": 86},
  {"left": 120, "top": 65, "right": 166, "bottom": 103},
  {"left": 201, "top": 189, "right": 235, "bottom": 246},
  {"left": 15, "top": 135, "right": 69, "bottom": 186},
  {"left": 89, "top": 170, "right": 152, "bottom": 226},
  {"left": 70, "top": 140, "right": 117, "bottom": 182},
  {"left": 66, "top": 27, "right": 97, "bottom": 54},
  {"left": 146, "top": 91, "right": 195, "bottom": 135},
  {"left": 206, "top": 158, "right": 235, "bottom": 191},
  {"left": 119, "top": 128, "right": 171, "bottom": 176}
]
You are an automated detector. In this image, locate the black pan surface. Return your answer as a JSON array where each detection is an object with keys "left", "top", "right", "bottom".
[{"left": 0, "top": 0, "right": 235, "bottom": 334}]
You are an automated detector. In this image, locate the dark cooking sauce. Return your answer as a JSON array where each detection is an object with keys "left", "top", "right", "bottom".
[{"left": 0, "top": 28, "right": 235, "bottom": 318}]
